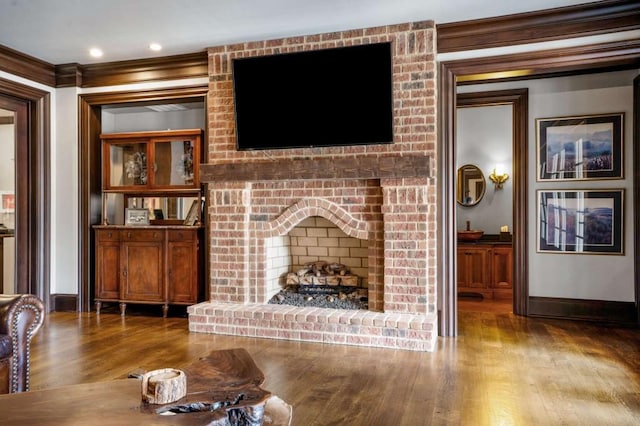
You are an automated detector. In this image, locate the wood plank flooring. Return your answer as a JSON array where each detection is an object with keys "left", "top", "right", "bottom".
[{"left": 29, "top": 307, "right": 640, "bottom": 425}]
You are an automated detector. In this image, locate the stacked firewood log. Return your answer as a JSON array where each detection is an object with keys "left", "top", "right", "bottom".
[{"left": 285, "top": 261, "right": 360, "bottom": 286}]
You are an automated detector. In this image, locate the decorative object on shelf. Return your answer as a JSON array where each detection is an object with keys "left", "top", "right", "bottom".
[
  {"left": 125, "top": 208, "right": 150, "bottom": 226},
  {"left": 124, "top": 151, "right": 148, "bottom": 185},
  {"left": 488, "top": 164, "right": 509, "bottom": 189},
  {"left": 499, "top": 225, "right": 512, "bottom": 242},
  {"left": 177, "top": 141, "right": 194, "bottom": 184},
  {"left": 537, "top": 113, "right": 623, "bottom": 181},
  {"left": 183, "top": 199, "right": 200, "bottom": 226},
  {"left": 537, "top": 189, "right": 623, "bottom": 254},
  {"left": 457, "top": 220, "right": 484, "bottom": 241}
]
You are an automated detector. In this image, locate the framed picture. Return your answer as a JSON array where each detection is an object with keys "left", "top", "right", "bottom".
[
  {"left": 125, "top": 208, "right": 150, "bottom": 226},
  {"left": 537, "top": 190, "right": 623, "bottom": 254},
  {"left": 537, "top": 113, "right": 623, "bottom": 181},
  {"left": 183, "top": 200, "right": 200, "bottom": 226},
  {"left": 0, "top": 192, "right": 15, "bottom": 213}
]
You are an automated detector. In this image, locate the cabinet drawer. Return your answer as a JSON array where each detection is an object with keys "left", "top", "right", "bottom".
[
  {"left": 121, "top": 229, "right": 164, "bottom": 242},
  {"left": 96, "top": 229, "right": 120, "bottom": 241},
  {"left": 168, "top": 229, "right": 196, "bottom": 242}
]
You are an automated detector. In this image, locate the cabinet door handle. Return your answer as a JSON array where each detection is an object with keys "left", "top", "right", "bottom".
[
  {"left": 123, "top": 269, "right": 127, "bottom": 277},
  {"left": 127, "top": 232, "right": 132, "bottom": 239}
]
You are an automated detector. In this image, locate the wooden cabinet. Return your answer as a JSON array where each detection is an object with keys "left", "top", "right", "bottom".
[
  {"left": 457, "top": 246, "right": 491, "bottom": 289},
  {"left": 95, "top": 229, "right": 120, "bottom": 301},
  {"left": 120, "top": 229, "right": 165, "bottom": 304},
  {"left": 94, "top": 227, "right": 203, "bottom": 317},
  {"left": 167, "top": 229, "right": 199, "bottom": 304},
  {"left": 95, "top": 129, "right": 205, "bottom": 317},
  {"left": 457, "top": 243, "right": 512, "bottom": 300}
]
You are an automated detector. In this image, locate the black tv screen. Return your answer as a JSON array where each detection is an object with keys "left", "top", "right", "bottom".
[{"left": 232, "top": 42, "right": 393, "bottom": 150}]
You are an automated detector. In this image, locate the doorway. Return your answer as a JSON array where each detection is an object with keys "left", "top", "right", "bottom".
[
  {"left": 455, "top": 90, "right": 527, "bottom": 315},
  {"left": 439, "top": 41, "right": 640, "bottom": 337},
  {"left": 78, "top": 86, "right": 208, "bottom": 312},
  {"left": 0, "top": 78, "right": 50, "bottom": 304},
  {"left": 0, "top": 108, "right": 15, "bottom": 293}
]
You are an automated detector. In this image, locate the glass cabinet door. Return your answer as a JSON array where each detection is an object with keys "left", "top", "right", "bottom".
[
  {"left": 153, "top": 139, "right": 195, "bottom": 186},
  {"left": 102, "top": 129, "right": 201, "bottom": 191},
  {"left": 108, "top": 142, "right": 148, "bottom": 188}
]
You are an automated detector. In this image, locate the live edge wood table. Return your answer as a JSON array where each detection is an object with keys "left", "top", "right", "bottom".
[{"left": 0, "top": 348, "right": 292, "bottom": 425}]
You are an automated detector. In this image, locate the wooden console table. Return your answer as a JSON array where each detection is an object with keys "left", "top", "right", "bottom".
[{"left": 0, "top": 348, "right": 292, "bottom": 425}]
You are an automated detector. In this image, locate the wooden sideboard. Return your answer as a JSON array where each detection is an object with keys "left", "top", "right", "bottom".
[
  {"left": 457, "top": 242, "right": 512, "bottom": 301},
  {"left": 94, "top": 225, "right": 203, "bottom": 317}
]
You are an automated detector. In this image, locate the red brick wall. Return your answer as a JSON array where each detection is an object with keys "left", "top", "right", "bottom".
[{"left": 206, "top": 21, "right": 437, "bottom": 316}]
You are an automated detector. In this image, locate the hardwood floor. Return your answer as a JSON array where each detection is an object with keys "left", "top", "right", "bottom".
[
  {"left": 29, "top": 308, "right": 640, "bottom": 425},
  {"left": 458, "top": 298, "right": 512, "bottom": 314}
]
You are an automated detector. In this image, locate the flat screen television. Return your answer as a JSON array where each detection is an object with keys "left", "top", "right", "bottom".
[{"left": 232, "top": 42, "right": 393, "bottom": 150}]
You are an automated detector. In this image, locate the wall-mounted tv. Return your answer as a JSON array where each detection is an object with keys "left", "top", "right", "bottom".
[{"left": 232, "top": 42, "right": 393, "bottom": 150}]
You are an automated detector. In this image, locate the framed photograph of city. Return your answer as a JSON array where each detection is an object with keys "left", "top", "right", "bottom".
[
  {"left": 537, "top": 113, "right": 623, "bottom": 181},
  {"left": 537, "top": 190, "right": 623, "bottom": 254}
]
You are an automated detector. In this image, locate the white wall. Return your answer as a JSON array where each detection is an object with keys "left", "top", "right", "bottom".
[
  {"left": 460, "top": 69, "right": 638, "bottom": 302},
  {"left": 456, "top": 105, "right": 513, "bottom": 234},
  {"left": 53, "top": 87, "right": 80, "bottom": 294}
]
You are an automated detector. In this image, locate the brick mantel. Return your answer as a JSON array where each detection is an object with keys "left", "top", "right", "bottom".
[{"left": 200, "top": 154, "right": 431, "bottom": 182}]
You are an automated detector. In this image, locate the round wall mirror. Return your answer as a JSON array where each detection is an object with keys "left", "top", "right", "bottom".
[{"left": 456, "top": 164, "right": 486, "bottom": 206}]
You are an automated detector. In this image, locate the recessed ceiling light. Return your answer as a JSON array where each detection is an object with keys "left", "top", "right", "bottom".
[
  {"left": 149, "top": 43, "right": 162, "bottom": 52},
  {"left": 89, "top": 48, "right": 103, "bottom": 58}
]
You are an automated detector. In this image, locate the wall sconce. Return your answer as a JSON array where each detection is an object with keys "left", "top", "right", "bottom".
[{"left": 489, "top": 165, "right": 509, "bottom": 189}]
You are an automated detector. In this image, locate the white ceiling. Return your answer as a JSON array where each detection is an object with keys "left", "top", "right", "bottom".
[{"left": 0, "top": 0, "right": 598, "bottom": 65}]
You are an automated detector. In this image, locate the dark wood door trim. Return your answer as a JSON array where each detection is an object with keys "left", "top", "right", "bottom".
[
  {"left": 634, "top": 74, "right": 640, "bottom": 323},
  {"left": 0, "top": 78, "right": 50, "bottom": 306},
  {"left": 438, "top": 40, "right": 640, "bottom": 336},
  {"left": 78, "top": 86, "right": 208, "bottom": 312}
]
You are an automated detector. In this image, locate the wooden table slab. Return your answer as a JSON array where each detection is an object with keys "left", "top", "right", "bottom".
[{"left": 0, "top": 348, "right": 292, "bottom": 425}]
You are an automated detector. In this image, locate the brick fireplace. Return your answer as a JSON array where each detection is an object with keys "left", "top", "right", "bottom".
[{"left": 188, "top": 21, "right": 439, "bottom": 351}]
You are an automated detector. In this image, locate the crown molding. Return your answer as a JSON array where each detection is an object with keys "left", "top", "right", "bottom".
[
  {"left": 0, "top": 44, "right": 55, "bottom": 87},
  {"left": 437, "top": 0, "right": 640, "bottom": 53},
  {"left": 2, "top": 44, "right": 208, "bottom": 88},
  {"left": 444, "top": 38, "right": 640, "bottom": 84},
  {"left": 74, "top": 52, "right": 208, "bottom": 88}
]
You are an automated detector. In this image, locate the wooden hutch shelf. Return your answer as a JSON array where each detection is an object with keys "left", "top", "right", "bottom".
[{"left": 94, "top": 129, "right": 205, "bottom": 317}]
